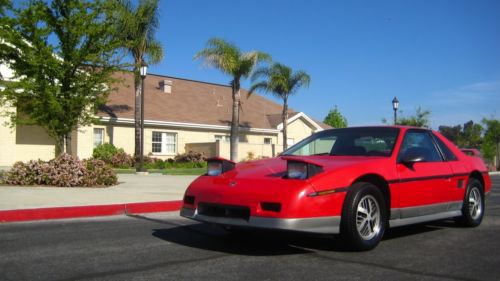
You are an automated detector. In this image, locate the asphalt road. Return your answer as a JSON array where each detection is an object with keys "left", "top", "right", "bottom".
[{"left": 1, "top": 175, "right": 499, "bottom": 281}]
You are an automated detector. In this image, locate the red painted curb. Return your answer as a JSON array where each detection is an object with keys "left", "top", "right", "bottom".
[{"left": 0, "top": 200, "right": 183, "bottom": 223}]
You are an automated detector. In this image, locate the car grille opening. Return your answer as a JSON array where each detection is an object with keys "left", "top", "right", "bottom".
[
  {"left": 260, "top": 202, "right": 281, "bottom": 212},
  {"left": 198, "top": 203, "right": 250, "bottom": 221}
]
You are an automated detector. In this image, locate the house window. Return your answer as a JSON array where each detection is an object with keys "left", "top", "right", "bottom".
[
  {"left": 152, "top": 131, "right": 176, "bottom": 154},
  {"left": 264, "top": 138, "right": 272, "bottom": 144},
  {"left": 93, "top": 128, "right": 104, "bottom": 148},
  {"left": 214, "top": 135, "right": 230, "bottom": 142}
]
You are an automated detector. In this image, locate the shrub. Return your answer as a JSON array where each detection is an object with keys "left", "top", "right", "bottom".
[
  {"left": 83, "top": 158, "right": 117, "bottom": 186},
  {"left": 4, "top": 154, "right": 116, "bottom": 187},
  {"left": 241, "top": 151, "right": 270, "bottom": 162},
  {"left": 244, "top": 151, "right": 255, "bottom": 161},
  {"left": 140, "top": 155, "right": 164, "bottom": 169},
  {"left": 174, "top": 151, "right": 206, "bottom": 163},
  {"left": 0, "top": 170, "right": 5, "bottom": 184},
  {"left": 111, "top": 151, "right": 135, "bottom": 168},
  {"left": 47, "top": 154, "right": 86, "bottom": 187},
  {"left": 92, "top": 143, "right": 124, "bottom": 163},
  {"left": 5, "top": 160, "right": 53, "bottom": 186}
]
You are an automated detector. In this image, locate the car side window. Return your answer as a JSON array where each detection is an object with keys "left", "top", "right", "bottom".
[
  {"left": 398, "top": 130, "right": 443, "bottom": 162},
  {"left": 432, "top": 134, "right": 458, "bottom": 161}
]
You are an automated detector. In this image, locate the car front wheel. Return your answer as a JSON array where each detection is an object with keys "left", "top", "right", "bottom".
[
  {"left": 340, "top": 182, "right": 387, "bottom": 251},
  {"left": 456, "top": 178, "right": 484, "bottom": 227}
]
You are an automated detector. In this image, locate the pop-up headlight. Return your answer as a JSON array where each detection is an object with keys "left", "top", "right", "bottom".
[
  {"left": 207, "top": 157, "right": 235, "bottom": 176},
  {"left": 286, "top": 160, "right": 323, "bottom": 179}
]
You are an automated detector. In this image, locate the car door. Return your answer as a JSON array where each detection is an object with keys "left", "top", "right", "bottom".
[{"left": 396, "top": 129, "right": 454, "bottom": 218}]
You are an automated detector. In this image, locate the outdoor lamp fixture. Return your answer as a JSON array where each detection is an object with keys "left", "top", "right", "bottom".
[
  {"left": 140, "top": 62, "right": 148, "bottom": 78},
  {"left": 392, "top": 97, "right": 399, "bottom": 125},
  {"left": 138, "top": 62, "right": 148, "bottom": 172}
]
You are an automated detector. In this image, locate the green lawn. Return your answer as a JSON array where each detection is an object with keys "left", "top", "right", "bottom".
[
  {"left": 113, "top": 168, "right": 205, "bottom": 176},
  {"left": 163, "top": 168, "right": 206, "bottom": 175}
]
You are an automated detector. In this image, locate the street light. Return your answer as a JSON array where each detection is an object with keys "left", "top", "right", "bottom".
[
  {"left": 138, "top": 62, "right": 148, "bottom": 172},
  {"left": 392, "top": 97, "right": 399, "bottom": 125}
]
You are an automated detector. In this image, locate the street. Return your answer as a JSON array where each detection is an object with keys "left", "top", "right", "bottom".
[{"left": 1, "top": 175, "right": 499, "bottom": 281}]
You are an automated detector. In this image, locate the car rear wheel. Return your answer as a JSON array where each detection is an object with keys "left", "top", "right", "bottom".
[
  {"left": 340, "top": 182, "right": 387, "bottom": 251},
  {"left": 456, "top": 178, "right": 484, "bottom": 227}
]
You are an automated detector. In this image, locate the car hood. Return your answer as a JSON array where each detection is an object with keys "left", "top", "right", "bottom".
[{"left": 226, "top": 155, "right": 388, "bottom": 180}]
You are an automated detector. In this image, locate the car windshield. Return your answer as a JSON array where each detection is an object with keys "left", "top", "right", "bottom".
[{"left": 282, "top": 127, "right": 400, "bottom": 157}]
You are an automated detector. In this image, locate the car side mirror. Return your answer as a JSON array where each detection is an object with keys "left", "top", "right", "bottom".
[{"left": 400, "top": 151, "right": 425, "bottom": 166}]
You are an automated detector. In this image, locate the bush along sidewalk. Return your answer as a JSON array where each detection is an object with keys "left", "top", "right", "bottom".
[
  {"left": 1, "top": 154, "right": 117, "bottom": 187},
  {"left": 92, "top": 144, "right": 207, "bottom": 172}
]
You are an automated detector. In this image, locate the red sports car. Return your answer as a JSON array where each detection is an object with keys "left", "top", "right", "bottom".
[{"left": 180, "top": 126, "right": 491, "bottom": 250}]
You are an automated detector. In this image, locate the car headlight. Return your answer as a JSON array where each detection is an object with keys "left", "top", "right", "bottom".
[
  {"left": 207, "top": 157, "right": 235, "bottom": 176},
  {"left": 287, "top": 160, "right": 323, "bottom": 180}
]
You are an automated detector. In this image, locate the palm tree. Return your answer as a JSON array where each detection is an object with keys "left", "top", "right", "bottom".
[
  {"left": 115, "top": 0, "right": 164, "bottom": 159},
  {"left": 250, "top": 63, "right": 310, "bottom": 151},
  {"left": 195, "top": 38, "right": 270, "bottom": 161}
]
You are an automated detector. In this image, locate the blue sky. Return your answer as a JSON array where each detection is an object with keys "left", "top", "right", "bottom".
[{"left": 149, "top": 0, "right": 500, "bottom": 128}]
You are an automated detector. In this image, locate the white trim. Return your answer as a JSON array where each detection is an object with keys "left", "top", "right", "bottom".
[
  {"left": 276, "top": 112, "right": 323, "bottom": 132},
  {"left": 93, "top": 127, "right": 105, "bottom": 148},
  {"left": 99, "top": 116, "right": 281, "bottom": 134}
]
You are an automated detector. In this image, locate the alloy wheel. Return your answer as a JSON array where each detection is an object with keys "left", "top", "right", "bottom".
[
  {"left": 356, "top": 195, "right": 381, "bottom": 240},
  {"left": 468, "top": 187, "right": 482, "bottom": 220}
]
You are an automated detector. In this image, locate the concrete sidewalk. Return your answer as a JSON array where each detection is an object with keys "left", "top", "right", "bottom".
[
  {"left": 0, "top": 174, "right": 197, "bottom": 222},
  {"left": 0, "top": 174, "right": 195, "bottom": 211}
]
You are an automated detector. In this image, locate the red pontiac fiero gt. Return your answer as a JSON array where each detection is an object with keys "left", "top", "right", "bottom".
[{"left": 180, "top": 126, "right": 491, "bottom": 250}]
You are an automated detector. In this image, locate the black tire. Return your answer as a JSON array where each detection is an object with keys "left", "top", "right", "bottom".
[
  {"left": 340, "top": 182, "right": 387, "bottom": 251},
  {"left": 455, "top": 178, "right": 484, "bottom": 227}
]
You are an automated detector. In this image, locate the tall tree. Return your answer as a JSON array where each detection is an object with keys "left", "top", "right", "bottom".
[
  {"left": 438, "top": 125, "right": 462, "bottom": 143},
  {"left": 114, "top": 0, "right": 164, "bottom": 159},
  {"left": 0, "top": 0, "right": 16, "bottom": 77},
  {"left": 383, "top": 106, "right": 430, "bottom": 128},
  {"left": 250, "top": 63, "right": 310, "bottom": 150},
  {"left": 195, "top": 38, "right": 270, "bottom": 161},
  {"left": 438, "top": 121, "right": 482, "bottom": 148},
  {"left": 482, "top": 118, "right": 500, "bottom": 169},
  {"left": 323, "top": 106, "right": 348, "bottom": 128},
  {"left": 460, "top": 120, "right": 483, "bottom": 148},
  {"left": 0, "top": 0, "right": 121, "bottom": 154}
]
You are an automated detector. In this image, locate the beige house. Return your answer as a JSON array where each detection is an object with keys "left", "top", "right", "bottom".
[{"left": 0, "top": 71, "right": 329, "bottom": 166}]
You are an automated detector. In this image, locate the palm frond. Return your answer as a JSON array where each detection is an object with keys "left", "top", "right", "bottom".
[
  {"left": 288, "top": 70, "right": 311, "bottom": 95},
  {"left": 194, "top": 38, "right": 241, "bottom": 76},
  {"left": 248, "top": 81, "right": 270, "bottom": 97},
  {"left": 145, "top": 39, "right": 163, "bottom": 64},
  {"left": 251, "top": 66, "right": 271, "bottom": 82},
  {"left": 114, "top": 0, "right": 163, "bottom": 67},
  {"left": 250, "top": 62, "right": 310, "bottom": 100}
]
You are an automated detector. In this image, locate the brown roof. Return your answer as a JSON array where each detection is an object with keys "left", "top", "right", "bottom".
[{"left": 99, "top": 71, "right": 327, "bottom": 130}]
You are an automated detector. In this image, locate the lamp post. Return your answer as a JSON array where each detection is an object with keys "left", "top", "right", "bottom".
[
  {"left": 392, "top": 97, "right": 399, "bottom": 125},
  {"left": 138, "top": 62, "right": 148, "bottom": 172}
]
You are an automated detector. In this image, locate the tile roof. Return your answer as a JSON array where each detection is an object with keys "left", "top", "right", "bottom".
[{"left": 99, "top": 71, "right": 330, "bottom": 130}]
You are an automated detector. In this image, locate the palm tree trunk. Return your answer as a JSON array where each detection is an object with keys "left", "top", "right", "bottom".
[
  {"left": 282, "top": 97, "right": 289, "bottom": 151},
  {"left": 230, "top": 80, "right": 240, "bottom": 162},
  {"left": 134, "top": 71, "right": 141, "bottom": 160}
]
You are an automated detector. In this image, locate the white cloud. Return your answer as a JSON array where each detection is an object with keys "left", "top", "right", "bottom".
[{"left": 426, "top": 80, "right": 499, "bottom": 127}]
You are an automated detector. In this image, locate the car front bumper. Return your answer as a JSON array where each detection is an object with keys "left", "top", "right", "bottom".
[{"left": 180, "top": 207, "right": 340, "bottom": 234}]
